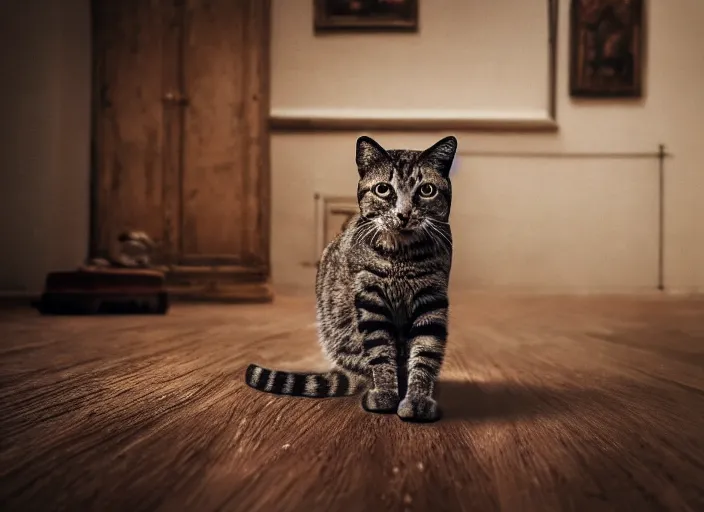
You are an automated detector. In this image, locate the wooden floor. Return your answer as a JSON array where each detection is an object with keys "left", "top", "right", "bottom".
[{"left": 0, "top": 293, "right": 703, "bottom": 512}]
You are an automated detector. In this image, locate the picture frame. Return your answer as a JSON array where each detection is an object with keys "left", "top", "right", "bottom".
[
  {"left": 569, "top": 0, "right": 645, "bottom": 98},
  {"left": 314, "top": 0, "right": 419, "bottom": 33}
]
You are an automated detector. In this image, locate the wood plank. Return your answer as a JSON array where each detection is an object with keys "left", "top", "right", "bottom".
[
  {"left": 92, "top": 0, "right": 166, "bottom": 260},
  {"left": 1, "top": 293, "right": 703, "bottom": 510},
  {"left": 160, "top": 0, "right": 186, "bottom": 265},
  {"left": 241, "top": 0, "right": 271, "bottom": 269},
  {"left": 181, "top": 0, "right": 248, "bottom": 260}
]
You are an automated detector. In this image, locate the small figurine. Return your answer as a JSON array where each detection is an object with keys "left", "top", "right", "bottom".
[{"left": 88, "top": 230, "right": 157, "bottom": 269}]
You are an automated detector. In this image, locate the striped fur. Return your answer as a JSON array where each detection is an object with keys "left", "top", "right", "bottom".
[
  {"left": 245, "top": 135, "right": 457, "bottom": 422},
  {"left": 244, "top": 364, "right": 357, "bottom": 397}
]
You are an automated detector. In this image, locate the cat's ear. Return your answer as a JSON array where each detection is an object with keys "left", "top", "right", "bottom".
[
  {"left": 419, "top": 136, "right": 458, "bottom": 178},
  {"left": 356, "top": 136, "right": 390, "bottom": 178}
]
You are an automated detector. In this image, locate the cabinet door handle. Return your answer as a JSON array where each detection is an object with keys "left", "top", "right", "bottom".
[{"left": 163, "top": 91, "right": 189, "bottom": 105}]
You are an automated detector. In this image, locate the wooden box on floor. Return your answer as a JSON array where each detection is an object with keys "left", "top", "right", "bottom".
[{"left": 33, "top": 267, "right": 169, "bottom": 315}]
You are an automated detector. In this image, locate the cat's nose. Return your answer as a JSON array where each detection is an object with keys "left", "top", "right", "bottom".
[{"left": 396, "top": 212, "right": 410, "bottom": 225}]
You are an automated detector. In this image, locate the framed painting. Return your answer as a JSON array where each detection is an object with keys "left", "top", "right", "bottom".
[
  {"left": 314, "top": 0, "right": 419, "bottom": 32},
  {"left": 569, "top": 0, "right": 645, "bottom": 97}
]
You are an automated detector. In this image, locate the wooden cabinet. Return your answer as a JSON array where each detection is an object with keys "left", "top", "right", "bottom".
[{"left": 90, "top": 0, "right": 271, "bottom": 302}]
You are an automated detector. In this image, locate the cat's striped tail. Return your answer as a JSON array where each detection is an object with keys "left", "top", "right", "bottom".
[{"left": 245, "top": 364, "right": 358, "bottom": 398}]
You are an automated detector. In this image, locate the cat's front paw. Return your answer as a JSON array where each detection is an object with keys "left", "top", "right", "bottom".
[
  {"left": 362, "top": 389, "right": 400, "bottom": 414},
  {"left": 397, "top": 394, "right": 442, "bottom": 423}
]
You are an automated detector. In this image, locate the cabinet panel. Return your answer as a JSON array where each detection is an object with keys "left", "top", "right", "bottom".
[
  {"left": 181, "top": 0, "right": 248, "bottom": 261},
  {"left": 92, "top": 0, "right": 166, "bottom": 261},
  {"left": 240, "top": 0, "right": 271, "bottom": 268}
]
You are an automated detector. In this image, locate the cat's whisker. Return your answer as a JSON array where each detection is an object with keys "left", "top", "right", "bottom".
[
  {"left": 419, "top": 225, "right": 443, "bottom": 256},
  {"left": 354, "top": 222, "right": 376, "bottom": 245},
  {"left": 368, "top": 228, "right": 379, "bottom": 245},
  {"left": 355, "top": 225, "right": 370, "bottom": 244},
  {"left": 423, "top": 221, "right": 442, "bottom": 243},
  {"left": 426, "top": 220, "right": 453, "bottom": 248},
  {"left": 420, "top": 225, "right": 438, "bottom": 251},
  {"left": 427, "top": 218, "right": 451, "bottom": 230},
  {"left": 424, "top": 223, "right": 452, "bottom": 256}
]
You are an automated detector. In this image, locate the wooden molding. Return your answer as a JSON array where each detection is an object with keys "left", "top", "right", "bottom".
[
  {"left": 166, "top": 282, "right": 273, "bottom": 303},
  {"left": 269, "top": 114, "right": 558, "bottom": 133},
  {"left": 166, "top": 277, "right": 273, "bottom": 303}
]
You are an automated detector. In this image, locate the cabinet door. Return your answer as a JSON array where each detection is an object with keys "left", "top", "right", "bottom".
[
  {"left": 179, "top": 0, "right": 270, "bottom": 272},
  {"left": 91, "top": 0, "right": 169, "bottom": 262}
]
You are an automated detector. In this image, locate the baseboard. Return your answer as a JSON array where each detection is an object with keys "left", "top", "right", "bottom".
[
  {"left": 0, "top": 283, "right": 275, "bottom": 305},
  {"left": 0, "top": 290, "right": 37, "bottom": 298},
  {"left": 269, "top": 284, "right": 704, "bottom": 298},
  {"left": 166, "top": 281, "right": 274, "bottom": 304},
  {"left": 451, "top": 287, "right": 704, "bottom": 298},
  {"left": 0, "top": 292, "right": 36, "bottom": 309},
  {"left": 2, "top": 285, "right": 702, "bottom": 306},
  {"left": 662, "top": 287, "right": 704, "bottom": 296}
]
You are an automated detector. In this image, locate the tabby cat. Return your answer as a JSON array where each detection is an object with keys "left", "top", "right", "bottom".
[{"left": 245, "top": 135, "right": 457, "bottom": 422}]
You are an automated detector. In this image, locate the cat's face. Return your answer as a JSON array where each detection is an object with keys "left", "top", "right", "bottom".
[{"left": 355, "top": 136, "right": 457, "bottom": 238}]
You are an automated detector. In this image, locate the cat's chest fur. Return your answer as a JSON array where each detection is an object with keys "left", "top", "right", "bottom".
[
  {"left": 356, "top": 252, "right": 443, "bottom": 326},
  {"left": 364, "top": 267, "right": 423, "bottom": 338},
  {"left": 381, "top": 279, "right": 414, "bottom": 325}
]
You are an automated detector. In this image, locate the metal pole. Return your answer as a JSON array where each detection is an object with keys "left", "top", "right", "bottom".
[
  {"left": 313, "top": 192, "right": 321, "bottom": 265},
  {"left": 456, "top": 150, "right": 667, "bottom": 160},
  {"left": 657, "top": 144, "right": 666, "bottom": 291}
]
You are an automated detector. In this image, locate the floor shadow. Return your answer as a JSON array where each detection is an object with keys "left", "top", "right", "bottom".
[{"left": 435, "top": 379, "right": 606, "bottom": 423}]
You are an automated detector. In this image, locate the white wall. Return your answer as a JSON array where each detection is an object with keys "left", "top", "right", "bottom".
[
  {"left": 0, "top": 0, "right": 92, "bottom": 295},
  {"left": 273, "top": 0, "right": 550, "bottom": 119},
  {"left": 270, "top": 0, "right": 704, "bottom": 293},
  {"left": 1, "top": 0, "right": 702, "bottom": 296}
]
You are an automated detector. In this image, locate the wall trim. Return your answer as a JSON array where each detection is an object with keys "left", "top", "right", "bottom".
[
  {"left": 450, "top": 288, "right": 704, "bottom": 297},
  {"left": 267, "top": 285, "right": 704, "bottom": 297},
  {"left": 269, "top": 112, "right": 559, "bottom": 133},
  {"left": 0, "top": 291, "right": 36, "bottom": 298}
]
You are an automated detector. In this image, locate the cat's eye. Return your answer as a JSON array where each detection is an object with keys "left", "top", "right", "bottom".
[
  {"left": 373, "top": 183, "right": 392, "bottom": 198},
  {"left": 419, "top": 183, "right": 436, "bottom": 198}
]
